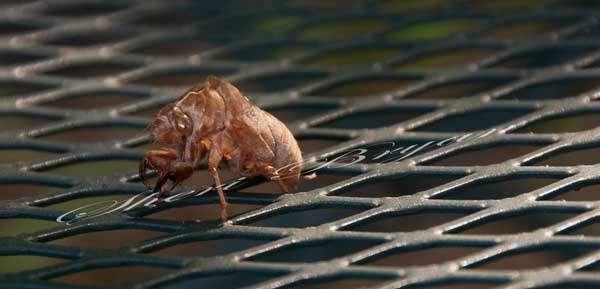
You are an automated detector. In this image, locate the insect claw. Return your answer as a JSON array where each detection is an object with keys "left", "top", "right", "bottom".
[
  {"left": 220, "top": 208, "right": 228, "bottom": 224},
  {"left": 152, "top": 173, "right": 170, "bottom": 198},
  {"left": 276, "top": 180, "right": 290, "bottom": 194},
  {"left": 303, "top": 172, "right": 317, "bottom": 180},
  {"left": 139, "top": 157, "right": 152, "bottom": 189}
]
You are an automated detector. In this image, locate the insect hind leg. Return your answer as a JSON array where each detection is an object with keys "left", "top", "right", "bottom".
[{"left": 206, "top": 145, "right": 229, "bottom": 223}]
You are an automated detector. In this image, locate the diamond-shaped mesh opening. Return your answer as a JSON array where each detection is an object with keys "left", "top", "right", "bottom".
[
  {"left": 513, "top": 112, "right": 600, "bottom": 133},
  {"left": 2, "top": 1, "right": 600, "bottom": 289},
  {"left": 385, "top": 18, "right": 482, "bottom": 41},
  {"left": 555, "top": 0, "right": 600, "bottom": 10},
  {"left": 464, "top": 0, "right": 545, "bottom": 11},
  {"left": 297, "top": 137, "right": 346, "bottom": 154},
  {"left": 436, "top": 175, "right": 566, "bottom": 200},
  {"left": 146, "top": 237, "right": 273, "bottom": 257},
  {"left": 0, "top": 254, "right": 70, "bottom": 274},
  {"left": 526, "top": 146, "right": 600, "bottom": 166},
  {"left": 404, "top": 282, "right": 503, "bottom": 289},
  {"left": 0, "top": 80, "right": 57, "bottom": 98},
  {"left": 249, "top": 206, "right": 366, "bottom": 228},
  {"left": 248, "top": 238, "right": 383, "bottom": 263},
  {"left": 424, "top": 142, "right": 548, "bottom": 166},
  {"left": 146, "top": 203, "right": 263, "bottom": 224},
  {"left": 499, "top": 78, "right": 600, "bottom": 100},
  {"left": 547, "top": 180, "right": 600, "bottom": 201},
  {"left": 360, "top": 244, "right": 487, "bottom": 267},
  {"left": 206, "top": 14, "right": 303, "bottom": 36},
  {"left": 403, "top": 77, "right": 514, "bottom": 99},
  {"left": 123, "top": 7, "right": 218, "bottom": 29},
  {"left": 125, "top": 100, "right": 173, "bottom": 119},
  {"left": 393, "top": 47, "right": 500, "bottom": 70},
  {"left": 343, "top": 209, "right": 477, "bottom": 232},
  {"left": 37, "top": 2, "right": 128, "bottom": 18},
  {"left": 41, "top": 61, "right": 141, "bottom": 78},
  {"left": 0, "top": 112, "right": 60, "bottom": 132},
  {"left": 37, "top": 90, "right": 147, "bottom": 110},
  {"left": 316, "top": 107, "right": 433, "bottom": 129},
  {"left": 457, "top": 210, "right": 582, "bottom": 234},
  {"left": 285, "top": 276, "right": 393, "bottom": 289},
  {"left": 0, "top": 20, "right": 47, "bottom": 36},
  {"left": 414, "top": 107, "right": 534, "bottom": 132},
  {"left": 301, "top": 45, "right": 406, "bottom": 68},
  {"left": 0, "top": 0, "right": 38, "bottom": 7},
  {"left": 338, "top": 173, "right": 466, "bottom": 197},
  {"left": 225, "top": 43, "right": 314, "bottom": 62},
  {"left": 0, "top": 147, "right": 64, "bottom": 164},
  {"left": 370, "top": 0, "right": 453, "bottom": 13},
  {"left": 233, "top": 71, "right": 327, "bottom": 93},
  {"left": 311, "top": 76, "right": 422, "bottom": 97},
  {"left": 266, "top": 104, "right": 338, "bottom": 123},
  {"left": 0, "top": 49, "right": 50, "bottom": 66},
  {"left": 36, "top": 159, "right": 138, "bottom": 177},
  {"left": 126, "top": 37, "right": 222, "bottom": 57},
  {"left": 286, "top": 0, "right": 355, "bottom": 9},
  {"left": 0, "top": 181, "right": 66, "bottom": 200},
  {"left": 0, "top": 217, "right": 64, "bottom": 236},
  {"left": 51, "top": 265, "right": 174, "bottom": 286},
  {"left": 472, "top": 246, "right": 593, "bottom": 270},
  {"left": 37, "top": 124, "right": 145, "bottom": 143},
  {"left": 127, "top": 67, "right": 235, "bottom": 87},
  {"left": 49, "top": 229, "right": 168, "bottom": 249},
  {"left": 293, "top": 18, "right": 392, "bottom": 41},
  {"left": 489, "top": 46, "right": 595, "bottom": 69},
  {"left": 480, "top": 18, "right": 574, "bottom": 40},
  {"left": 564, "top": 220, "right": 600, "bottom": 236},
  {"left": 43, "top": 29, "right": 135, "bottom": 47},
  {"left": 161, "top": 271, "right": 284, "bottom": 289}
]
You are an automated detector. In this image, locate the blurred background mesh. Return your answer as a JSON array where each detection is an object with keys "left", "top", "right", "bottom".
[{"left": 1, "top": 0, "right": 600, "bottom": 289}]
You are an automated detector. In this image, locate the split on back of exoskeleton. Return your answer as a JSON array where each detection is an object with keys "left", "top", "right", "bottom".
[{"left": 139, "top": 75, "right": 306, "bottom": 223}]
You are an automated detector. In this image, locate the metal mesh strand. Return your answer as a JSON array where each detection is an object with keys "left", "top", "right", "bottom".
[{"left": 1, "top": 0, "right": 600, "bottom": 288}]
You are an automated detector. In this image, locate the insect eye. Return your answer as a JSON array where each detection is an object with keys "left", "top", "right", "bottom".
[
  {"left": 171, "top": 110, "right": 193, "bottom": 134},
  {"left": 175, "top": 118, "right": 190, "bottom": 130}
]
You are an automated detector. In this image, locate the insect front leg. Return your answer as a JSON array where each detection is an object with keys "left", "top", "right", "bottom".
[
  {"left": 139, "top": 148, "right": 178, "bottom": 197},
  {"left": 140, "top": 148, "right": 195, "bottom": 198}
]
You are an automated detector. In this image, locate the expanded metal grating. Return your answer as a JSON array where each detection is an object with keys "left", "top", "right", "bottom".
[{"left": 3, "top": 0, "right": 600, "bottom": 288}]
